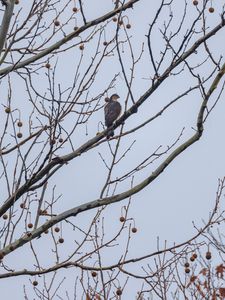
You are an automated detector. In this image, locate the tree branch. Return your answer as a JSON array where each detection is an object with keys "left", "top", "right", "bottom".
[
  {"left": 0, "top": 0, "right": 139, "bottom": 75},
  {"left": 1, "top": 61, "right": 225, "bottom": 258},
  {"left": 0, "top": 20, "right": 224, "bottom": 217},
  {"left": 0, "top": 0, "right": 14, "bottom": 57}
]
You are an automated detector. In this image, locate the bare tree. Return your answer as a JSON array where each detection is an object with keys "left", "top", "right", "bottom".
[{"left": 0, "top": 0, "right": 225, "bottom": 298}]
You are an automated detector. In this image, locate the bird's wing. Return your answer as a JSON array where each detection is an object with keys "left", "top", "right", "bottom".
[{"left": 104, "top": 101, "right": 122, "bottom": 127}]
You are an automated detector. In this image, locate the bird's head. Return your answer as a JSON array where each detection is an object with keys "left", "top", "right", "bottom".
[{"left": 110, "top": 94, "right": 120, "bottom": 101}]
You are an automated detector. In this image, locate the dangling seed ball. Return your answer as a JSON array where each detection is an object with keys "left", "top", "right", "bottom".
[
  {"left": 116, "top": 288, "right": 122, "bottom": 296},
  {"left": 17, "top": 132, "right": 23, "bottom": 138},
  {"left": 79, "top": 44, "right": 84, "bottom": 50},
  {"left": 91, "top": 271, "right": 97, "bottom": 277},
  {"left": 2, "top": 214, "right": 8, "bottom": 220},
  {"left": 5, "top": 107, "right": 11, "bottom": 114},
  {"left": 208, "top": 7, "right": 214, "bottom": 13},
  {"left": 131, "top": 227, "right": 137, "bottom": 233},
  {"left": 54, "top": 227, "right": 60, "bottom": 233},
  {"left": 119, "top": 216, "right": 125, "bottom": 222},
  {"left": 45, "top": 63, "right": 51, "bottom": 69},
  {"left": 20, "top": 202, "right": 25, "bottom": 209},
  {"left": 17, "top": 121, "right": 23, "bottom": 127},
  {"left": 50, "top": 139, "right": 56, "bottom": 145},
  {"left": 54, "top": 20, "right": 60, "bottom": 26}
]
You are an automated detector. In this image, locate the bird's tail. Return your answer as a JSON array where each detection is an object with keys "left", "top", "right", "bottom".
[{"left": 107, "top": 129, "right": 114, "bottom": 139}]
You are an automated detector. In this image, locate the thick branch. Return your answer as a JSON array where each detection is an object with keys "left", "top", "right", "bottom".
[
  {"left": 0, "top": 126, "right": 48, "bottom": 155},
  {"left": 1, "top": 62, "right": 225, "bottom": 258},
  {"left": 0, "top": 0, "right": 139, "bottom": 75},
  {"left": 0, "top": 20, "right": 224, "bottom": 216},
  {"left": 0, "top": 0, "right": 14, "bottom": 56},
  {"left": 0, "top": 199, "right": 217, "bottom": 279}
]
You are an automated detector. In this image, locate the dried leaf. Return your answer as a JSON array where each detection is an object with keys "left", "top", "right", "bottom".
[
  {"left": 86, "top": 293, "right": 91, "bottom": 300},
  {"left": 219, "top": 287, "right": 225, "bottom": 297},
  {"left": 216, "top": 264, "right": 225, "bottom": 279}
]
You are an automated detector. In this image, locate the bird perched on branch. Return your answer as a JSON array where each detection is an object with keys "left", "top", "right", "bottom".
[{"left": 104, "top": 94, "right": 121, "bottom": 139}]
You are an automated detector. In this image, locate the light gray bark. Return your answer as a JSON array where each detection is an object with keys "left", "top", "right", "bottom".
[{"left": 0, "top": 0, "right": 14, "bottom": 57}]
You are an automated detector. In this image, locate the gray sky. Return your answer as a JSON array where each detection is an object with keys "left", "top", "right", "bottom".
[{"left": 1, "top": 0, "right": 225, "bottom": 298}]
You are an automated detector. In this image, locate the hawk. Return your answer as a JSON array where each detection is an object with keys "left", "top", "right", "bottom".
[{"left": 104, "top": 94, "right": 121, "bottom": 139}]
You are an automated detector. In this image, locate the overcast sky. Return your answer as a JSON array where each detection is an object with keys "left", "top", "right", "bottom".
[{"left": 1, "top": 0, "right": 225, "bottom": 298}]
